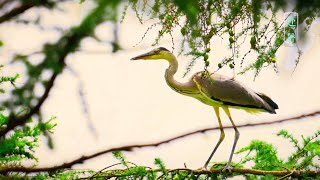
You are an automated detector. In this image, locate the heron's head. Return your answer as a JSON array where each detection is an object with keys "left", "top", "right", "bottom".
[{"left": 131, "top": 47, "right": 173, "bottom": 61}]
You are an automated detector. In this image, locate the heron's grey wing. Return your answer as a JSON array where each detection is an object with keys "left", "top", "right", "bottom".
[{"left": 192, "top": 73, "right": 277, "bottom": 113}]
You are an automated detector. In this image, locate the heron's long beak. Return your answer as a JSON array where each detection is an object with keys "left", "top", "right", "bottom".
[{"left": 131, "top": 51, "right": 155, "bottom": 60}]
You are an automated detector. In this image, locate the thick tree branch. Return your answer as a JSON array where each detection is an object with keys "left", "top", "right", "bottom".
[
  {"left": 0, "top": 0, "right": 72, "bottom": 24},
  {"left": 0, "top": 2, "right": 34, "bottom": 23},
  {"left": 0, "top": 1, "right": 46, "bottom": 23},
  {"left": 1, "top": 110, "right": 319, "bottom": 173},
  {"left": 1, "top": 167, "right": 319, "bottom": 178},
  {"left": 88, "top": 168, "right": 320, "bottom": 179},
  {"left": 0, "top": 0, "right": 10, "bottom": 10}
]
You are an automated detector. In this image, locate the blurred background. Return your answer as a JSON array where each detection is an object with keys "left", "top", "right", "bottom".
[{"left": 0, "top": 0, "right": 319, "bottom": 171}]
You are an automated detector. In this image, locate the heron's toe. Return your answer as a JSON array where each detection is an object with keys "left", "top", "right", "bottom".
[{"left": 221, "top": 165, "right": 231, "bottom": 173}]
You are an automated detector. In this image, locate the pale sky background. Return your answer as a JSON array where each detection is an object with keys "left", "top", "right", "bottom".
[{"left": 0, "top": 0, "right": 319, "bottom": 173}]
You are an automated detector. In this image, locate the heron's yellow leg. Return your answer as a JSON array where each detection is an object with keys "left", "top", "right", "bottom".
[
  {"left": 222, "top": 106, "right": 240, "bottom": 170},
  {"left": 204, "top": 107, "right": 225, "bottom": 169}
]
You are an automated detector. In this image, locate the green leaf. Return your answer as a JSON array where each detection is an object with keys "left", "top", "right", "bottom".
[
  {"left": 112, "top": 151, "right": 128, "bottom": 167},
  {"left": 154, "top": 158, "right": 166, "bottom": 173}
]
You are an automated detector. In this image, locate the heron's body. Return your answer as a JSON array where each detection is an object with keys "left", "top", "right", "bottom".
[
  {"left": 131, "top": 47, "right": 278, "bottom": 171},
  {"left": 164, "top": 55, "right": 277, "bottom": 114}
]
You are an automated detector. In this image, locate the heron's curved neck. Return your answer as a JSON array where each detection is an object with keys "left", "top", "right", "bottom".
[
  {"left": 166, "top": 55, "right": 178, "bottom": 76},
  {"left": 164, "top": 55, "right": 198, "bottom": 94}
]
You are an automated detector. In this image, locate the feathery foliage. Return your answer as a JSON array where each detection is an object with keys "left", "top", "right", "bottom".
[
  {"left": 0, "top": 69, "right": 56, "bottom": 176},
  {"left": 78, "top": 129, "right": 320, "bottom": 179},
  {"left": 124, "top": 0, "right": 320, "bottom": 78}
]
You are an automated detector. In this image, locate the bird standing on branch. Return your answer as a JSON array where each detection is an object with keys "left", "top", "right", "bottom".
[{"left": 131, "top": 47, "right": 278, "bottom": 171}]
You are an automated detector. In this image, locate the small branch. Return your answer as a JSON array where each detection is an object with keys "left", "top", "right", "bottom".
[
  {"left": 0, "top": 73, "right": 58, "bottom": 137},
  {"left": 1, "top": 110, "right": 319, "bottom": 173}
]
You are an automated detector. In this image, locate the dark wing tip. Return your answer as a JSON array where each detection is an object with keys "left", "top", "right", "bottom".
[
  {"left": 256, "top": 93, "right": 279, "bottom": 110},
  {"left": 269, "top": 109, "right": 277, "bottom": 114}
]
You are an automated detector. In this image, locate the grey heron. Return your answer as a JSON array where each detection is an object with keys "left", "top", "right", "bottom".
[{"left": 131, "top": 47, "right": 278, "bottom": 171}]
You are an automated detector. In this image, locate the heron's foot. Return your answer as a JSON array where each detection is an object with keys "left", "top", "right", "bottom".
[{"left": 221, "top": 164, "right": 231, "bottom": 173}]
